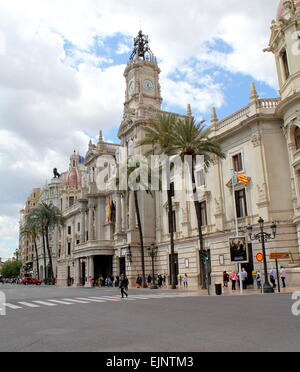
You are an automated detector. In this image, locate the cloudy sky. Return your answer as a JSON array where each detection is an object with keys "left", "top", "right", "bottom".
[{"left": 0, "top": 0, "right": 280, "bottom": 259}]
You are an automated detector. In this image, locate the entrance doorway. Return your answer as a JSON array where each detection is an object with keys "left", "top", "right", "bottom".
[
  {"left": 119, "top": 257, "right": 126, "bottom": 276},
  {"left": 169, "top": 253, "right": 179, "bottom": 285},
  {"left": 242, "top": 243, "right": 254, "bottom": 286},
  {"left": 94, "top": 256, "right": 113, "bottom": 281}
]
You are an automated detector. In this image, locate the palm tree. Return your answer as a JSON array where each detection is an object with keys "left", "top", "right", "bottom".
[
  {"left": 115, "top": 162, "right": 153, "bottom": 288},
  {"left": 137, "top": 113, "right": 178, "bottom": 289},
  {"left": 167, "top": 117, "right": 226, "bottom": 287},
  {"left": 20, "top": 217, "right": 40, "bottom": 280},
  {"left": 33, "top": 202, "right": 64, "bottom": 282}
]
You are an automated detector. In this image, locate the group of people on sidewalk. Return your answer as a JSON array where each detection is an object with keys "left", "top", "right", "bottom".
[{"left": 223, "top": 266, "right": 287, "bottom": 291}]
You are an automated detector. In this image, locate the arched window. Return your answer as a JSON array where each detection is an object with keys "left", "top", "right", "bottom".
[{"left": 295, "top": 127, "right": 300, "bottom": 150}]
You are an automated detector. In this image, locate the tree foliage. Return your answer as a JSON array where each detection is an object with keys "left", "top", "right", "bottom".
[{"left": 0, "top": 260, "right": 22, "bottom": 278}]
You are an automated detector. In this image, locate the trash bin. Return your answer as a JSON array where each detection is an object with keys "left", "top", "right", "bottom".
[{"left": 215, "top": 283, "right": 222, "bottom": 296}]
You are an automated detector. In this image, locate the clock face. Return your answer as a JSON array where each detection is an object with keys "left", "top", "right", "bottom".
[
  {"left": 143, "top": 79, "right": 154, "bottom": 91},
  {"left": 128, "top": 81, "right": 135, "bottom": 95}
]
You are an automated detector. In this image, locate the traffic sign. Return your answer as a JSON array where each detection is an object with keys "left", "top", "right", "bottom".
[
  {"left": 256, "top": 253, "right": 264, "bottom": 262},
  {"left": 270, "top": 253, "right": 289, "bottom": 260}
]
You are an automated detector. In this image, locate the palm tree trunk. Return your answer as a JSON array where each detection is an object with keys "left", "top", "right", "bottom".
[
  {"left": 167, "top": 188, "right": 177, "bottom": 289},
  {"left": 191, "top": 159, "right": 206, "bottom": 289},
  {"left": 42, "top": 231, "right": 47, "bottom": 282},
  {"left": 45, "top": 225, "right": 54, "bottom": 282},
  {"left": 134, "top": 191, "right": 147, "bottom": 288},
  {"left": 33, "top": 237, "right": 40, "bottom": 280}
]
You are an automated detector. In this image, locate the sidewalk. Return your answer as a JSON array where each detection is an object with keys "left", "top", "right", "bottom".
[{"left": 175, "top": 285, "right": 300, "bottom": 297}]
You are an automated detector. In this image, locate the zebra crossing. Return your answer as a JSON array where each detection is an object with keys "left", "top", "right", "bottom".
[{"left": 1, "top": 292, "right": 198, "bottom": 312}]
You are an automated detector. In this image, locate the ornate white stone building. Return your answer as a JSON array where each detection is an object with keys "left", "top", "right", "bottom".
[{"left": 19, "top": 0, "right": 300, "bottom": 288}]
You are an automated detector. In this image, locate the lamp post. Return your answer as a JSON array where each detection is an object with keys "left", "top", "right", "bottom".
[
  {"left": 148, "top": 242, "right": 158, "bottom": 289},
  {"left": 247, "top": 217, "right": 277, "bottom": 294}
]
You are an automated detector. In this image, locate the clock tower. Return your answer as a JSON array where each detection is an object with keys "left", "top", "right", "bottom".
[{"left": 118, "top": 31, "right": 163, "bottom": 140}]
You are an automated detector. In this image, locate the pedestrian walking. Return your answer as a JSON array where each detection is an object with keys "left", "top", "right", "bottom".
[
  {"left": 183, "top": 274, "right": 188, "bottom": 288},
  {"left": 270, "top": 268, "right": 276, "bottom": 289},
  {"left": 280, "top": 266, "right": 286, "bottom": 288},
  {"left": 223, "top": 271, "right": 230, "bottom": 288},
  {"left": 177, "top": 274, "right": 182, "bottom": 287},
  {"left": 163, "top": 274, "right": 167, "bottom": 288},
  {"left": 239, "top": 268, "right": 248, "bottom": 290},
  {"left": 147, "top": 274, "right": 152, "bottom": 287},
  {"left": 158, "top": 275, "right": 163, "bottom": 288},
  {"left": 256, "top": 271, "right": 262, "bottom": 290},
  {"left": 230, "top": 272, "right": 238, "bottom": 291},
  {"left": 120, "top": 274, "right": 129, "bottom": 299}
]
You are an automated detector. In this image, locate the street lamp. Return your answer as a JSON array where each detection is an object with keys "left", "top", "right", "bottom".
[
  {"left": 148, "top": 242, "right": 158, "bottom": 289},
  {"left": 247, "top": 217, "right": 277, "bottom": 294}
]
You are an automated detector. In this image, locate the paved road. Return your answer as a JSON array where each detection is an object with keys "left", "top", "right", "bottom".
[{"left": 0, "top": 285, "right": 299, "bottom": 352}]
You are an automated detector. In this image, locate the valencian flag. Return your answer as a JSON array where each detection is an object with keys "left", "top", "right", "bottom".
[{"left": 233, "top": 171, "right": 250, "bottom": 186}]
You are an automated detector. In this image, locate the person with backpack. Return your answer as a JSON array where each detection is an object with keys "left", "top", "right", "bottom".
[
  {"left": 223, "top": 271, "right": 230, "bottom": 288},
  {"left": 120, "top": 274, "right": 129, "bottom": 299}
]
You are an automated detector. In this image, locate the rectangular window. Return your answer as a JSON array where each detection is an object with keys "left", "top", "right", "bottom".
[
  {"left": 282, "top": 50, "right": 290, "bottom": 80},
  {"left": 235, "top": 189, "right": 248, "bottom": 218},
  {"left": 67, "top": 243, "right": 71, "bottom": 256},
  {"left": 77, "top": 223, "right": 80, "bottom": 232},
  {"left": 68, "top": 226, "right": 72, "bottom": 235},
  {"left": 197, "top": 169, "right": 206, "bottom": 187},
  {"left": 199, "top": 201, "right": 208, "bottom": 226},
  {"left": 69, "top": 197, "right": 75, "bottom": 207},
  {"left": 233, "top": 153, "right": 243, "bottom": 172}
]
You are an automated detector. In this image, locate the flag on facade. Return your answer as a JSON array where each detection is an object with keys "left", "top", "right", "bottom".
[
  {"left": 233, "top": 171, "right": 238, "bottom": 186},
  {"left": 237, "top": 173, "right": 250, "bottom": 185}
]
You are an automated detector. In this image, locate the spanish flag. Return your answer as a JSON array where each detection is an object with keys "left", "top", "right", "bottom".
[{"left": 237, "top": 173, "right": 250, "bottom": 185}]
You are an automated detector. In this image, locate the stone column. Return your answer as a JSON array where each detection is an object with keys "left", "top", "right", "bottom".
[
  {"left": 121, "top": 195, "right": 126, "bottom": 232},
  {"left": 74, "top": 259, "right": 80, "bottom": 287},
  {"left": 115, "top": 193, "right": 122, "bottom": 235},
  {"left": 80, "top": 201, "right": 87, "bottom": 244},
  {"left": 88, "top": 200, "right": 95, "bottom": 241},
  {"left": 86, "top": 256, "right": 94, "bottom": 287},
  {"left": 129, "top": 192, "right": 136, "bottom": 231}
]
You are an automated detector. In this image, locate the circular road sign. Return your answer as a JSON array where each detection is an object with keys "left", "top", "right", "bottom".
[{"left": 256, "top": 253, "right": 264, "bottom": 262}]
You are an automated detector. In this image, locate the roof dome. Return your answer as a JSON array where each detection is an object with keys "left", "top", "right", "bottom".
[
  {"left": 68, "top": 169, "right": 80, "bottom": 188},
  {"left": 277, "top": 0, "right": 300, "bottom": 19}
]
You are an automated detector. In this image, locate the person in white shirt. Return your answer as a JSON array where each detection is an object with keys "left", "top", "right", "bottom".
[
  {"left": 280, "top": 267, "right": 286, "bottom": 288},
  {"left": 270, "top": 268, "right": 276, "bottom": 289}
]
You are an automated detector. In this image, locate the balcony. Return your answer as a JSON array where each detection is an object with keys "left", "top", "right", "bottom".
[{"left": 73, "top": 239, "right": 115, "bottom": 258}]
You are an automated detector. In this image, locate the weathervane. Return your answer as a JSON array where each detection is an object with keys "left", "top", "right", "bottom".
[{"left": 130, "top": 30, "right": 155, "bottom": 62}]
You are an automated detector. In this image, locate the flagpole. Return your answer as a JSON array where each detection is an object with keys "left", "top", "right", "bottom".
[{"left": 232, "top": 169, "right": 243, "bottom": 295}]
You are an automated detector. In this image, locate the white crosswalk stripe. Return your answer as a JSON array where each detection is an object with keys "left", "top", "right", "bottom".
[
  {"left": 61, "top": 298, "right": 90, "bottom": 304},
  {"left": 18, "top": 302, "right": 40, "bottom": 308},
  {"left": 33, "top": 301, "right": 58, "bottom": 307},
  {"left": 47, "top": 299, "right": 74, "bottom": 305},
  {"left": 104, "top": 296, "right": 136, "bottom": 301},
  {"left": 4, "top": 303, "right": 23, "bottom": 310},
  {"left": 89, "top": 296, "right": 121, "bottom": 302},
  {"left": 77, "top": 297, "right": 106, "bottom": 303}
]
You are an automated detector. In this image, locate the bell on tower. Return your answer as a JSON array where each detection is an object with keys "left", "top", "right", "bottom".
[{"left": 130, "top": 30, "right": 156, "bottom": 63}]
